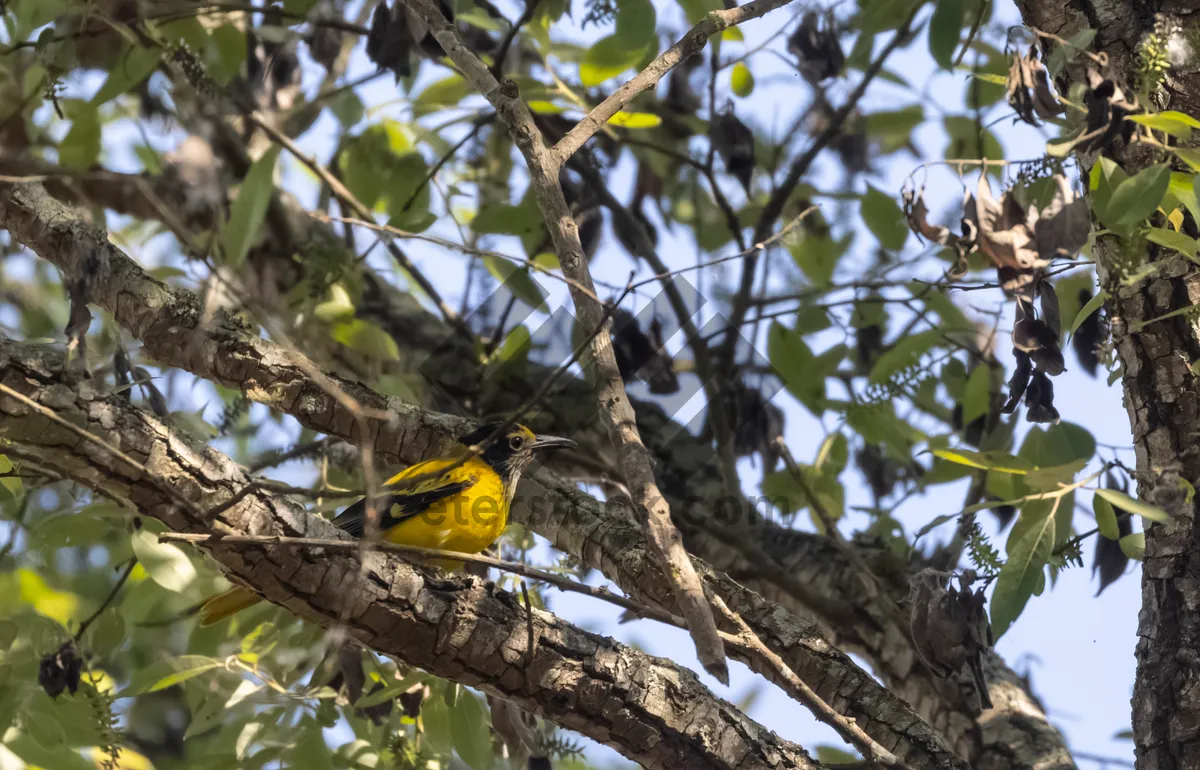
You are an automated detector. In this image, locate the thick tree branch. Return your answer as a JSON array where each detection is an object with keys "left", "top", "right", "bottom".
[
  {"left": 0, "top": 337, "right": 824, "bottom": 770},
  {"left": 0, "top": 180, "right": 974, "bottom": 770},
  {"left": 399, "top": 0, "right": 730, "bottom": 683}
]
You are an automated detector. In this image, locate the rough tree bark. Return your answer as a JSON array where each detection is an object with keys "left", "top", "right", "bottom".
[
  {"left": 0, "top": 337, "right": 825, "bottom": 770},
  {"left": 1010, "top": 1, "right": 1199, "bottom": 768}
]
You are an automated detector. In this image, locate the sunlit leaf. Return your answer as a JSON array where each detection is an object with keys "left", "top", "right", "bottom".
[
  {"left": 928, "top": 0, "right": 964, "bottom": 70},
  {"left": 992, "top": 498, "right": 1059, "bottom": 638},
  {"left": 607, "top": 111, "right": 663, "bottom": 128},
  {"left": 222, "top": 147, "right": 280, "bottom": 267},
  {"left": 860, "top": 186, "right": 908, "bottom": 250},
  {"left": 1095, "top": 488, "right": 1172, "bottom": 524},
  {"left": 1094, "top": 493, "right": 1119, "bottom": 539},
  {"left": 731, "top": 62, "right": 755, "bottom": 97},
  {"left": 130, "top": 531, "right": 197, "bottom": 593}
]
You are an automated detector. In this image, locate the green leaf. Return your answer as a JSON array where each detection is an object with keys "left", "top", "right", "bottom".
[
  {"left": 1120, "top": 532, "right": 1146, "bottom": 560},
  {"left": 1175, "top": 147, "right": 1200, "bottom": 172},
  {"left": 1147, "top": 227, "right": 1200, "bottom": 259},
  {"left": 815, "top": 746, "right": 862, "bottom": 764},
  {"left": 421, "top": 691, "right": 454, "bottom": 755},
  {"left": 789, "top": 234, "right": 851, "bottom": 287},
  {"left": 92, "top": 45, "right": 161, "bottom": 106},
  {"left": 961, "top": 365, "right": 990, "bottom": 425},
  {"left": 615, "top": 0, "right": 656, "bottom": 48},
  {"left": 857, "top": 0, "right": 922, "bottom": 33},
  {"left": 329, "top": 90, "right": 365, "bottom": 128},
  {"left": 1047, "top": 28, "right": 1096, "bottom": 76},
  {"left": 992, "top": 498, "right": 1059, "bottom": 638},
  {"left": 489, "top": 324, "right": 531, "bottom": 376},
  {"left": 284, "top": 0, "right": 319, "bottom": 14},
  {"left": 1069, "top": 289, "right": 1108, "bottom": 334},
  {"left": 1024, "top": 458, "right": 1088, "bottom": 491},
  {"left": 314, "top": 284, "right": 356, "bottom": 322},
  {"left": 860, "top": 186, "right": 908, "bottom": 250},
  {"left": 944, "top": 116, "right": 1005, "bottom": 174},
  {"left": 131, "top": 531, "right": 196, "bottom": 593},
  {"left": 118, "top": 655, "right": 224, "bottom": 696},
  {"left": 1018, "top": 422, "right": 1095, "bottom": 469},
  {"left": 676, "top": 0, "right": 721, "bottom": 24},
  {"left": 868, "top": 329, "right": 940, "bottom": 384},
  {"left": 0, "top": 619, "right": 16, "bottom": 651},
  {"left": 1127, "top": 112, "right": 1194, "bottom": 141},
  {"left": 209, "top": 23, "right": 248, "bottom": 84},
  {"left": 607, "top": 111, "right": 663, "bottom": 128},
  {"left": 222, "top": 147, "right": 280, "bottom": 267},
  {"left": 931, "top": 448, "right": 1031, "bottom": 474},
  {"left": 767, "top": 322, "right": 824, "bottom": 413},
  {"left": 1107, "top": 164, "right": 1170, "bottom": 231},
  {"left": 58, "top": 104, "right": 101, "bottom": 169},
  {"left": 87, "top": 609, "right": 126, "bottom": 657},
  {"left": 472, "top": 203, "right": 544, "bottom": 236},
  {"left": 237, "top": 720, "right": 266, "bottom": 760},
  {"left": 332, "top": 319, "right": 401, "bottom": 361},
  {"left": 1168, "top": 172, "right": 1200, "bottom": 223},
  {"left": 865, "top": 106, "right": 924, "bottom": 139},
  {"left": 415, "top": 75, "right": 471, "bottom": 111},
  {"left": 580, "top": 35, "right": 647, "bottom": 87},
  {"left": 450, "top": 691, "right": 493, "bottom": 770},
  {"left": 1094, "top": 493, "right": 1119, "bottom": 539},
  {"left": 22, "top": 709, "right": 66, "bottom": 750},
  {"left": 928, "top": 0, "right": 964, "bottom": 70},
  {"left": 1095, "top": 488, "right": 1172, "bottom": 524},
  {"left": 482, "top": 256, "right": 548, "bottom": 311},
  {"left": 731, "top": 62, "right": 755, "bottom": 97}
]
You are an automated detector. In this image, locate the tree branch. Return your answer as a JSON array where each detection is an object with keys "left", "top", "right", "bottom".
[{"left": 0, "top": 337, "right": 823, "bottom": 770}]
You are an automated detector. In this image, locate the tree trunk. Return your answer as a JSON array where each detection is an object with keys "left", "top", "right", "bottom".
[{"left": 1013, "top": 1, "right": 1200, "bottom": 766}]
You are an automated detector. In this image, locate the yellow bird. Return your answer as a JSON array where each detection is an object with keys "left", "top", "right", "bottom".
[{"left": 198, "top": 423, "right": 575, "bottom": 626}]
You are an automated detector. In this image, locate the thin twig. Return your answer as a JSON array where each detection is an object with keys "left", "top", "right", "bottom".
[
  {"left": 552, "top": 0, "right": 803, "bottom": 163},
  {"left": 490, "top": 0, "right": 542, "bottom": 77},
  {"left": 709, "top": 595, "right": 908, "bottom": 769},
  {"left": 74, "top": 558, "right": 137, "bottom": 642}
]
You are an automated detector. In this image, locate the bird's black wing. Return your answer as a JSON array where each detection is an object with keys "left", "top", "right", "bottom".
[{"left": 331, "top": 478, "right": 476, "bottom": 537}]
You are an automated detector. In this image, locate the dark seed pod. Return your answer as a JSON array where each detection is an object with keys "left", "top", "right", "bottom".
[
  {"left": 366, "top": 1, "right": 413, "bottom": 80},
  {"left": 710, "top": 108, "right": 755, "bottom": 195},
  {"left": 1002, "top": 349, "right": 1033, "bottom": 414},
  {"left": 610, "top": 308, "right": 678, "bottom": 395},
  {"left": 787, "top": 11, "right": 844, "bottom": 84},
  {"left": 1093, "top": 506, "right": 1131, "bottom": 596},
  {"left": 39, "top": 642, "right": 82, "bottom": 699},
  {"left": 1072, "top": 288, "right": 1105, "bottom": 377},
  {"left": 1025, "top": 369, "right": 1060, "bottom": 424}
]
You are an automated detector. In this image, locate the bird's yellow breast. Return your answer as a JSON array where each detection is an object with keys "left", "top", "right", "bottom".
[{"left": 380, "top": 457, "right": 509, "bottom": 559}]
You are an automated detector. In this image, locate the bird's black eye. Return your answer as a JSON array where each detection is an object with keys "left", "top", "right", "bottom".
[{"left": 509, "top": 434, "right": 526, "bottom": 450}]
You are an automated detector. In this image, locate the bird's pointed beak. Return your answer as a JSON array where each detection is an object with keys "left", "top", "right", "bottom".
[{"left": 532, "top": 434, "right": 577, "bottom": 452}]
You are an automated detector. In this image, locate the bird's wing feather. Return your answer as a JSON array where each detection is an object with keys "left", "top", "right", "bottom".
[{"left": 332, "top": 459, "right": 477, "bottom": 537}]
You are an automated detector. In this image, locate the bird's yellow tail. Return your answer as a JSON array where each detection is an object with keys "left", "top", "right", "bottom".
[{"left": 198, "top": 587, "right": 261, "bottom": 626}]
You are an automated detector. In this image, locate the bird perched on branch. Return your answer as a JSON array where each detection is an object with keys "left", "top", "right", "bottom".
[{"left": 198, "top": 423, "right": 576, "bottom": 625}]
